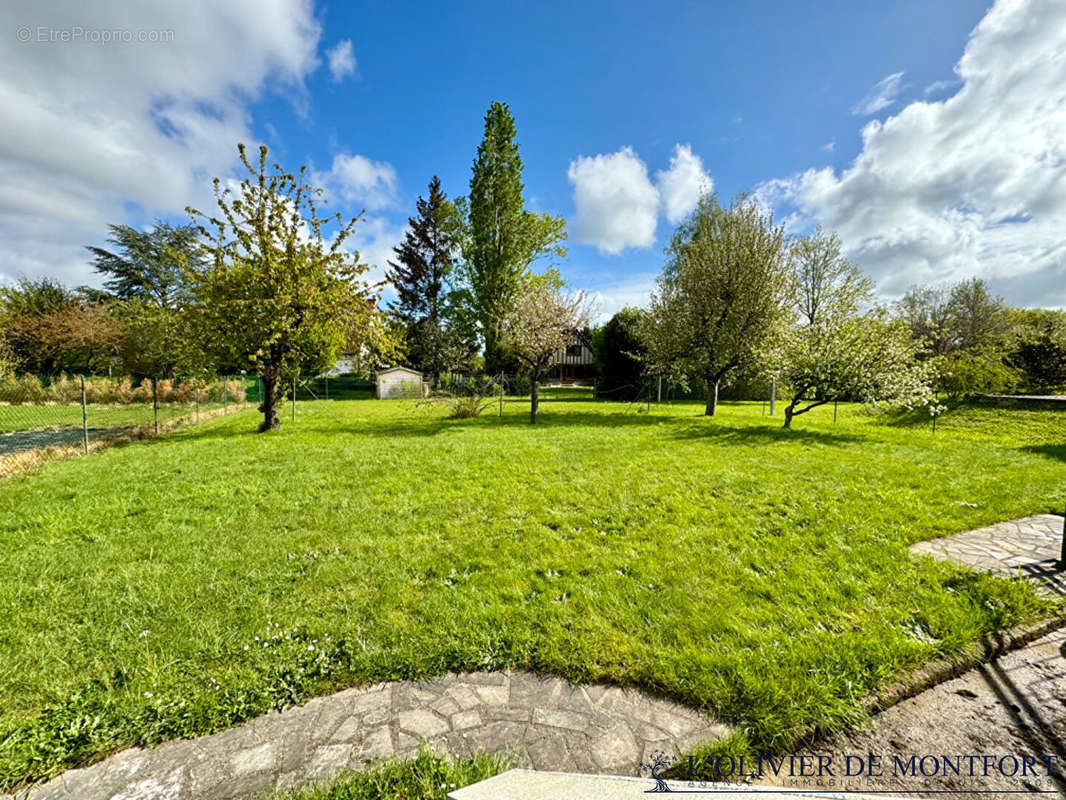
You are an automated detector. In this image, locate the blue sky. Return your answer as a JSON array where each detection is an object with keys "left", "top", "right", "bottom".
[{"left": 3, "top": 0, "right": 1064, "bottom": 314}]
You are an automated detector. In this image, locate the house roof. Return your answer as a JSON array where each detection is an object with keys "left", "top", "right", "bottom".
[{"left": 376, "top": 366, "right": 423, "bottom": 378}]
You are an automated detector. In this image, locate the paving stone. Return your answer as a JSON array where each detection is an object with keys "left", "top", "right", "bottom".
[
  {"left": 474, "top": 683, "right": 509, "bottom": 706},
  {"left": 329, "top": 716, "right": 363, "bottom": 744},
  {"left": 451, "top": 709, "right": 482, "bottom": 730},
  {"left": 111, "top": 766, "right": 185, "bottom": 800},
  {"left": 398, "top": 708, "right": 451, "bottom": 738},
  {"left": 350, "top": 687, "right": 392, "bottom": 715},
  {"left": 524, "top": 728, "right": 574, "bottom": 771},
  {"left": 532, "top": 708, "right": 590, "bottom": 732},
  {"left": 22, "top": 670, "right": 730, "bottom": 800},
  {"left": 307, "top": 744, "right": 352, "bottom": 779},
  {"left": 556, "top": 684, "right": 595, "bottom": 715},
  {"left": 443, "top": 684, "right": 481, "bottom": 711},
  {"left": 230, "top": 742, "right": 276, "bottom": 777},
  {"left": 359, "top": 726, "right": 394, "bottom": 760},
  {"left": 483, "top": 706, "right": 530, "bottom": 723},
  {"left": 909, "top": 514, "right": 1065, "bottom": 597}
]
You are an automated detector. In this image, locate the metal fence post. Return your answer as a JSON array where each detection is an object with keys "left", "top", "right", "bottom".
[
  {"left": 152, "top": 379, "right": 159, "bottom": 434},
  {"left": 1059, "top": 507, "right": 1065, "bottom": 567},
  {"left": 291, "top": 376, "right": 296, "bottom": 423},
  {"left": 770, "top": 376, "right": 776, "bottom": 416},
  {"left": 80, "top": 375, "right": 89, "bottom": 455},
  {"left": 195, "top": 384, "right": 200, "bottom": 423},
  {"left": 223, "top": 375, "right": 228, "bottom": 414},
  {"left": 325, "top": 375, "right": 329, "bottom": 401}
]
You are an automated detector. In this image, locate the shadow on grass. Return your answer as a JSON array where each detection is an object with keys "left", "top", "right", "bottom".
[
  {"left": 1022, "top": 443, "right": 1066, "bottom": 463},
  {"left": 174, "top": 408, "right": 869, "bottom": 451},
  {"left": 670, "top": 421, "right": 865, "bottom": 446}
]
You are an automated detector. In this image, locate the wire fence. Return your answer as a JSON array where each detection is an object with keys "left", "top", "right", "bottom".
[{"left": 0, "top": 373, "right": 252, "bottom": 478}]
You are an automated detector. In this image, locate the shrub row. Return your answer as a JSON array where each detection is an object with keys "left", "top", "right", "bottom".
[{"left": 0, "top": 374, "right": 246, "bottom": 405}]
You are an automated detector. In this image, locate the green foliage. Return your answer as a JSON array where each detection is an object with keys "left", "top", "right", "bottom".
[
  {"left": 188, "top": 144, "right": 386, "bottom": 431},
  {"left": 116, "top": 300, "right": 200, "bottom": 379},
  {"left": 499, "top": 279, "right": 588, "bottom": 423},
  {"left": 0, "top": 374, "right": 243, "bottom": 407},
  {"left": 426, "top": 375, "right": 501, "bottom": 419},
  {"left": 1006, "top": 308, "right": 1066, "bottom": 391},
  {"left": 0, "top": 398, "right": 1060, "bottom": 787},
  {"left": 642, "top": 195, "right": 790, "bottom": 415},
  {"left": 386, "top": 177, "right": 476, "bottom": 381},
  {"left": 86, "top": 222, "right": 204, "bottom": 309},
  {"left": 0, "top": 279, "right": 121, "bottom": 375},
  {"left": 594, "top": 307, "right": 647, "bottom": 401},
  {"left": 771, "top": 230, "right": 934, "bottom": 427},
  {"left": 937, "top": 351, "right": 1019, "bottom": 399},
  {"left": 271, "top": 749, "right": 508, "bottom": 800},
  {"left": 465, "top": 102, "right": 566, "bottom": 372},
  {"left": 895, "top": 278, "right": 1016, "bottom": 397}
]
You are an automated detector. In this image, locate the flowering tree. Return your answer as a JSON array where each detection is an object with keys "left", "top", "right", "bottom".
[
  {"left": 641, "top": 195, "right": 790, "bottom": 416},
  {"left": 188, "top": 144, "right": 386, "bottom": 431},
  {"left": 767, "top": 230, "right": 936, "bottom": 428},
  {"left": 499, "top": 280, "right": 589, "bottom": 424}
]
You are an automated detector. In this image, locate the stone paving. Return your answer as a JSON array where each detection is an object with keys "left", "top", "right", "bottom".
[
  {"left": 910, "top": 513, "right": 1065, "bottom": 597},
  {"left": 4, "top": 672, "right": 730, "bottom": 800}
]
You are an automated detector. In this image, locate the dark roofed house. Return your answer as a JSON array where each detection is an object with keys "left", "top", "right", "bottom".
[{"left": 547, "top": 330, "right": 595, "bottom": 385}]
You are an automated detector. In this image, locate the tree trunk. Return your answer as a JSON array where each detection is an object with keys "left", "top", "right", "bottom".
[
  {"left": 783, "top": 403, "right": 795, "bottom": 429},
  {"left": 483, "top": 326, "right": 501, "bottom": 375},
  {"left": 704, "top": 378, "right": 719, "bottom": 416},
  {"left": 530, "top": 379, "right": 540, "bottom": 425},
  {"left": 259, "top": 372, "right": 281, "bottom": 432}
]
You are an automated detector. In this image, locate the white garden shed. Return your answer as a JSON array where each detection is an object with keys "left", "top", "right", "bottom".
[{"left": 376, "top": 366, "right": 428, "bottom": 398}]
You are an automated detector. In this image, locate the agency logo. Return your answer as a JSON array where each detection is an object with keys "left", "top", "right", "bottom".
[{"left": 638, "top": 751, "right": 1062, "bottom": 794}]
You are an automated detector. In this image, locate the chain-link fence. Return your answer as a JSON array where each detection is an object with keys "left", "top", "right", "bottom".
[{"left": 0, "top": 373, "right": 252, "bottom": 478}]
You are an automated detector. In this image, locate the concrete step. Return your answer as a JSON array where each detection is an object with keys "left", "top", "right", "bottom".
[{"left": 448, "top": 769, "right": 903, "bottom": 799}]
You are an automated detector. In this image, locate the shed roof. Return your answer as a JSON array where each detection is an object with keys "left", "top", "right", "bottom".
[{"left": 376, "top": 366, "right": 424, "bottom": 378}]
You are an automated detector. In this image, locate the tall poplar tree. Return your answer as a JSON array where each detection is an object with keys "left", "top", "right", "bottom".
[{"left": 466, "top": 102, "right": 566, "bottom": 372}]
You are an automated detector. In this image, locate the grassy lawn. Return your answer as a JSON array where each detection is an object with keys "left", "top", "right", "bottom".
[
  {"left": 269, "top": 750, "right": 507, "bottom": 800},
  {"left": 0, "top": 402, "right": 238, "bottom": 435},
  {"left": 0, "top": 392, "right": 1062, "bottom": 788}
]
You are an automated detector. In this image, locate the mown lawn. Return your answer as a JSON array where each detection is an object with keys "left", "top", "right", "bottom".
[
  {"left": 269, "top": 749, "right": 507, "bottom": 800},
  {"left": 0, "top": 393, "right": 1062, "bottom": 788},
  {"left": 0, "top": 401, "right": 237, "bottom": 436}
]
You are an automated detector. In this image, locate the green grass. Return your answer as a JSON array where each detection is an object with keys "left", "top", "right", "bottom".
[
  {"left": 0, "top": 402, "right": 235, "bottom": 435},
  {"left": 0, "top": 393, "right": 1062, "bottom": 788},
  {"left": 269, "top": 749, "right": 507, "bottom": 800}
]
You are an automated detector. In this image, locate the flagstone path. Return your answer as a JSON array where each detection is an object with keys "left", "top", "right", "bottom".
[
  {"left": 910, "top": 513, "right": 1065, "bottom": 597},
  {"left": 4, "top": 672, "right": 729, "bottom": 800}
]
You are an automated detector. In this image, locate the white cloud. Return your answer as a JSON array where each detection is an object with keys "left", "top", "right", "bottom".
[
  {"left": 0, "top": 0, "right": 323, "bottom": 287},
  {"left": 851, "top": 71, "right": 905, "bottom": 116},
  {"left": 325, "top": 39, "right": 356, "bottom": 82},
  {"left": 655, "top": 144, "right": 712, "bottom": 224},
  {"left": 315, "top": 153, "right": 398, "bottom": 212},
  {"left": 923, "top": 78, "right": 959, "bottom": 96},
  {"left": 581, "top": 272, "right": 658, "bottom": 322},
  {"left": 758, "top": 0, "right": 1066, "bottom": 305},
  {"left": 348, "top": 215, "right": 406, "bottom": 289},
  {"left": 567, "top": 144, "right": 715, "bottom": 254},
  {"left": 567, "top": 147, "right": 660, "bottom": 254},
  {"left": 821, "top": 140, "right": 836, "bottom": 153}
]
